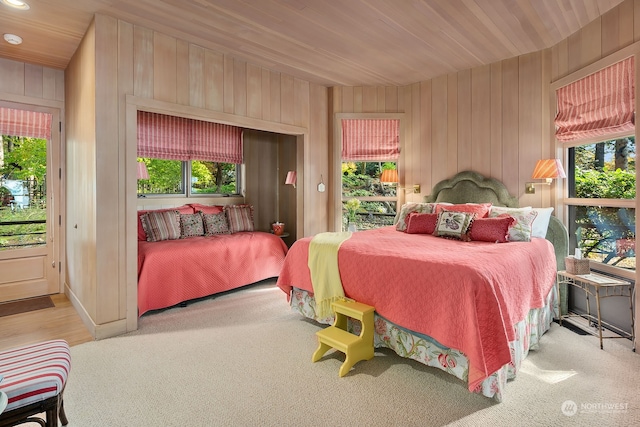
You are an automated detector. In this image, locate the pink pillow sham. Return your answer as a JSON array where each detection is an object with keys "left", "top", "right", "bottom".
[
  {"left": 405, "top": 212, "right": 438, "bottom": 234},
  {"left": 435, "top": 203, "right": 491, "bottom": 218}
]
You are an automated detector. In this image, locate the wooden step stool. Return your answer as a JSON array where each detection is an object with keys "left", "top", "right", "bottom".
[{"left": 312, "top": 299, "right": 374, "bottom": 377}]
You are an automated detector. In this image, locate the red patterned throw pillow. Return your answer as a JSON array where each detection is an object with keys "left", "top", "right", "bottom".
[
  {"left": 405, "top": 212, "right": 438, "bottom": 234},
  {"left": 469, "top": 215, "right": 516, "bottom": 243},
  {"left": 224, "top": 204, "right": 255, "bottom": 233},
  {"left": 201, "top": 211, "right": 231, "bottom": 235}
]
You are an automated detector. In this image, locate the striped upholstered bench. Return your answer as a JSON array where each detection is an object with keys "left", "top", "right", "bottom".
[{"left": 0, "top": 340, "right": 71, "bottom": 427}]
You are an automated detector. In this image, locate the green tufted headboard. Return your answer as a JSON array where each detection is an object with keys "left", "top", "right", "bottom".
[{"left": 423, "top": 171, "right": 569, "bottom": 271}]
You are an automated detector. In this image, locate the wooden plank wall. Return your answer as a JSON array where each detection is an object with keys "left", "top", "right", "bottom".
[
  {"left": 63, "top": 14, "right": 329, "bottom": 337},
  {"left": 331, "top": 0, "right": 640, "bottom": 212},
  {"left": 331, "top": 53, "right": 550, "bottom": 208}
]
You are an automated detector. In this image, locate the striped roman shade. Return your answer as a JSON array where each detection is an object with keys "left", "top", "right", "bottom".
[
  {"left": 555, "top": 57, "right": 635, "bottom": 142},
  {"left": 137, "top": 111, "right": 243, "bottom": 163},
  {"left": 341, "top": 119, "right": 400, "bottom": 161},
  {"left": 0, "top": 107, "right": 52, "bottom": 139}
]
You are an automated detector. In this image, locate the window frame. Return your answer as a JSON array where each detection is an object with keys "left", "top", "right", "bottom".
[
  {"left": 137, "top": 158, "right": 243, "bottom": 198},
  {"left": 333, "top": 113, "right": 405, "bottom": 231},
  {"left": 551, "top": 45, "right": 640, "bottom": 281}
]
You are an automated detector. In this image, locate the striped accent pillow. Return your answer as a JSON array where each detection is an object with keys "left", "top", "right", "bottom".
[
  {"left": 0, "top": 339, "right": 70, "bottom": 412},
  {"left": 141, "top": 210, "right": 181, "bottom": 242},
  {"left": 224, "top": 204, "right": 254, "bottom": 233}
]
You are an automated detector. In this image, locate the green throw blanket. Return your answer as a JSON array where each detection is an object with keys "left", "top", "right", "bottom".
[{"left": 308, "top": 231, "right": 352, "bottom": 318}]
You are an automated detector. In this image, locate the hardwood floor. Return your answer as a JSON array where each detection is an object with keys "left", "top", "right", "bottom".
[{"left": 0, "top": 293, "right": 93, "bottom": 350}]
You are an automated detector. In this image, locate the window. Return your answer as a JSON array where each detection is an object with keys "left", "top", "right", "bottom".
[
  {"left": 554, "top": 56, "right": 636, "bottom": 275},
  {"left": 137, "top": 158, "right": 239, "bottom": 196},
  {"left": 136, "top": 111, "right": 243, "bottom": 197},
  {"left": 338, "top": 116, "right": 401, "bottom": 231},
  {"left": 342, "top": 161, "right": 397, "bottom": 230},
  {"left": 566, "top": 138, "right": 636, "bottom": 271}
]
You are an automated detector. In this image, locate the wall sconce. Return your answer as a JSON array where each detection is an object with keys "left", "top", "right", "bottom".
[
  {"left": 137, "top": 161, "right": 149, "bottom": 180},
  {"left": 525, "top": 159, "right": 566, "bottom": 194},
  {"left": 285, "top": 171, "right": 297, "bottom": 188}
]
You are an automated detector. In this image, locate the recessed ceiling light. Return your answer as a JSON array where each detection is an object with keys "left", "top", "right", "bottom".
[
  {"left": 4, "top": 33, "right": 23, "bottom": 45},
  {"left": 2, "top": 0, "right": 30, "bottom": 10}
]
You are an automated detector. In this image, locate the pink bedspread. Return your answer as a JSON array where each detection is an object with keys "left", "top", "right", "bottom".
[
  {"left": 138, "top": 232, "right": 288, "bottom": 316},
  {"left": 276, "top": 226, "right": 557, "bottom": 391}
]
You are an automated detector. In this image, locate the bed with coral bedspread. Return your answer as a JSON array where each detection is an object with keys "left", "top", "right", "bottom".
[
  {"left": 276, "top": 171, "right": 568, "bottom": 401},
  {"left": 137, "top": 204, "right": 288, "bottom": 316}
]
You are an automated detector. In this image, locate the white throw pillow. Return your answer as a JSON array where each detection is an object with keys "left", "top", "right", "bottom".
[{"left": 530, "top": 207, "right": 554, "bottom": 238}]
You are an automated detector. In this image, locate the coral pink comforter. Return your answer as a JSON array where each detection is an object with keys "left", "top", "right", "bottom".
[
  {"left": 138, "top": 232, "right": 288, "bottom": 316},
  {"left": 276, "top": 226, "right": 557, "bottom": 391}
]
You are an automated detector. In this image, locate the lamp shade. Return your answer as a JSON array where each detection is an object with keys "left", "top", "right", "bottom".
[
  {"left": 285, "top": 171, "right": 297, "bottom": 186},
  {"left": 137, "top": 161, "right": 149, "bottom": 180},
  {"left": 380, "top": 169, "right": 398, "bottom": 183},
  {"left": 532, "top": 159, "right": 566, "bottom": 179}
]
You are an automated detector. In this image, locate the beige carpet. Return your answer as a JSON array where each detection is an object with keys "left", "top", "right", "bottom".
[{"left": 64, "top": 280, "right": 639, "bottom": 427}]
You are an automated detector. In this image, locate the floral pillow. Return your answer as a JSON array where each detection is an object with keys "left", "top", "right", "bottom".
[
  {"left": 140, "top": 210, "right": 181, "bottom": 242},
  {"left": 224, "top": 204, "right": 255, "bottom": 233},
  {"left": 395, "top": 202, "right": 436, "bottom": 231},
  {"left": 469, "top": 215, "right": 516, "bottom": 243},
  {"left": 179, "top": 213, "right": 205, "bottom": 238},
  {"left": 201, "top": 211, "right": 230, "bottom": 235},
  {"left": 405, "top": 212, "right": 438, "bottom": 234},
  {"left": 489, "top": 207, "right": 538, "bottom": 242},
  {"left": 433, "top": 210, "right": 475, "bottom": 241}
]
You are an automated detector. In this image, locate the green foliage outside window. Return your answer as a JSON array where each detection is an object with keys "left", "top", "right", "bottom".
[
  {"left": 571, "top": 138, "right": 635, "bottom": 269},
  {"left": 0, "top": 135, "right": 48, "bottom": 249},
  {"left": 341, "top": 161, "right": 397, "bottom": 230}
]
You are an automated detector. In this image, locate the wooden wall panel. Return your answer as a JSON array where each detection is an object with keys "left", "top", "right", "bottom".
[
  {"left": 490, "top": 62, "right": 503, "bottom": 181},
  {"left": 457, "top": 69, "right": 472, "bottom": 172},
  {"left": 471, "top": 65, "right": 491, "bottom": 177},
  {"left": 431, "top": 75, "right": 448, "bottom": 185},
  {"left": 188, "top": 45, "right": 205, "bottom": 108},
  {"left": 133, "top": 26, "right": 153, "bottom": 98},
  {"left": 176, "top": 40, "right": 190, "bottom": 106}
]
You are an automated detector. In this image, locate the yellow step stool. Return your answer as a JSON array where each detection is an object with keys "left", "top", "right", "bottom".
[{"left": 312, "top": 299, "right": 375, "bottom": 377}]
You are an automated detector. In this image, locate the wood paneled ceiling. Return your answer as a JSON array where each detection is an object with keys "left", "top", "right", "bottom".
[{"left": 0, "top": 0, "right": 625, "bottom": 86}]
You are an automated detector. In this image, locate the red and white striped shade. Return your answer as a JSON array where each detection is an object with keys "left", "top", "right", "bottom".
[
  {"left": 137, "top": 161, "right": 149, "bottom": 180},
  {"left": 531, "top": 159, "right": 566, "bottom": 180}
]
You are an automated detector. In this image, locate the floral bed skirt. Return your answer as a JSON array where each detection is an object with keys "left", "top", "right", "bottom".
[{"left": 290, "top": 285, "right": 557, "bottom": 402}]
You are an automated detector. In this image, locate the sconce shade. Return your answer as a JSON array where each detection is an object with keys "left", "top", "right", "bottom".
[
  {"left": 137, "top": 161, "right": 149, "bottom": 180},
  {"left": 380, "top": 169, "right": 398, "bottom": 183},
  {"left": 532, "top": 159, "right": 566, "bottom": 179},
  {"left": 285, "top": 171, "right": 297, "bottom": 186}
]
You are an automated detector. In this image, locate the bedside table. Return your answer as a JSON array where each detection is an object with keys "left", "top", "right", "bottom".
[{"left": 557, "top": 270, "right": 634, "bottom": 350}]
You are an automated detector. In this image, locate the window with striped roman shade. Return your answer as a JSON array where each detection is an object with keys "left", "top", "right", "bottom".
[
  {"left": 341, "top": 119, "right": 400, "bottom": 160},
  {"left": 0, "top": 107, "right": 52, "bottom": 139},
  {"left": 137, "top": 111, "right": 243, "bottom": 164},
  {"left": 555, "top": 56, "right": 635, "bottom": 142}
]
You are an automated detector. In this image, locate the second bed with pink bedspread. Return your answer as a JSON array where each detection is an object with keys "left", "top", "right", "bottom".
[{"left": 138, "top": 231, "right": 287, "bottom": 316}]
